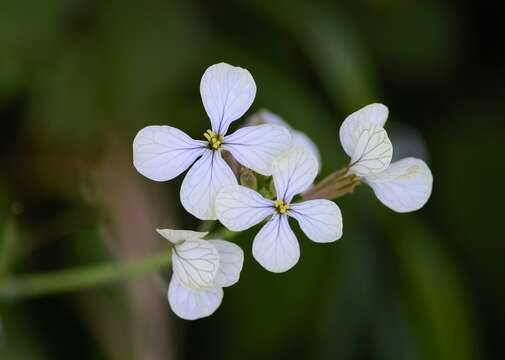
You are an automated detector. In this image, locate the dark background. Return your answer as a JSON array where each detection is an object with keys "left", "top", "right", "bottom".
[{"left": 0, "top": 0, "right": 504, "bottom": 359}]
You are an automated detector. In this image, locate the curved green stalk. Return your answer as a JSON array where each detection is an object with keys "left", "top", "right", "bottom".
[
  {"left": 0, "top": 226, "right": 240, "bottom": 301},
  {"left": 0, "top": 251, "right": 171, "bottom": 300}
]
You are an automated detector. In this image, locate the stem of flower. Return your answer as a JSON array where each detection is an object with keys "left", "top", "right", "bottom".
[
  {"left": 302, "top": 167, "right": 360, "bottom": 201},
  {"left": 0, "top": 251, "right": 172, "bottom": 301},
  {"left": 0, "top": 226, "right": 240, "bottom": 301}
]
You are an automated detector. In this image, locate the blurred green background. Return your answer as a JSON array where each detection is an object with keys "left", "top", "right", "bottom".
[{"left": 1, "top": 0, "right": 504, "bottom": 359}]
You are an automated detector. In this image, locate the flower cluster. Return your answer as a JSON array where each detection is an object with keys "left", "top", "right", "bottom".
[{"left": 133, "top": 63, "right": 433, "bottom": 320}]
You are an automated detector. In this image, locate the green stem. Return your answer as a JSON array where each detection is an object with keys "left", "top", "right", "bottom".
[
  {"left": 0, "top": 226, "right": 240, "bottom": 301},
  {"left": 0, "top": 251, "right": 171, "bottom": 301}
]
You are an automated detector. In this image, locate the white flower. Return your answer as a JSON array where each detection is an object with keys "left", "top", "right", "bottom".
[
  {"left": 340, "top": 103, "right": 433, "bottom": 212},
  {"left": 215, "top": 147, "right": 343, "bottom": 273},
  {"left": 133, "top": 63, "right": 292, "bottom": 220},
  {"left": 248, "top": 110, "right": 321, "bottom": 171},
  {"left": 157, "top": 228, "right": 244, "bottom": 320}
]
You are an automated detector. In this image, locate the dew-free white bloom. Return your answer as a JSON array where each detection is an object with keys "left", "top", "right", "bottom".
[
  {"left": 133, "top": 63, "right": 292, "bottom": 220},
  {"left": 340, "top": 103, "right": 433, "bottom": 212},
  {"left": 215, "top": 147, "right": 342, "bottom": 273},
  {"left": 248, "top": 110, "right": 321, "bottom": 171},
  {"left": 157, "top": 228, "right": 243, "bottom": 320}
]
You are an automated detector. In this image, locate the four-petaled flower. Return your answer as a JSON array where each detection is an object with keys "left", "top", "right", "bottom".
[
  {"left": 157, "top": 228, "right": 244, "bottom": 320},
  {"left": 215, "top": 147, "right": 343, "bottom": 273},
  {"left": 340, "top": 103, "right": 433, "bottom": 212},
  {"left": 133, "top": 63, "right": 292, "bottom": 220}
]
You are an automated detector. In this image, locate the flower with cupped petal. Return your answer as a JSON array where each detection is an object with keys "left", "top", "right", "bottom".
[
  {"left": 133, "top": 63, "right": 292, "bottom": 220},
  {"left": 215, "top": 147, "right": 343, "bottom": 273},
  {"left": 340, "top": 103, "right": 433, "bottom": 212},
  {"left": 157, "top": 228, "right": 244, "bottom": 320}
]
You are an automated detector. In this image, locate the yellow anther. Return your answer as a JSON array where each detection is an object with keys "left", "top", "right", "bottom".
[
  {"left": 274, "top": 199, "right": 290, "bottom": 214},
  {"left": 203, "top": 129, "right": 223, "bottom": 150}
]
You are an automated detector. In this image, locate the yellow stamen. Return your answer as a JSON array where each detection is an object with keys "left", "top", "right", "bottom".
[
  {"left": 274, "top": 199, "right": 290, "bottom": 214},
  {"left": 203, "top": 129, "right": 223, "bottom": 150}
]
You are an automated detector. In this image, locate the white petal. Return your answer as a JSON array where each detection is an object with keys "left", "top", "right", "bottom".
[
  {"left": 251, "top": 110, "right": 322, "bottom": 171},
  {"left": 252, "top": 214, "right": 300, "bottom": 273},
  {"left": 215, "top": 185, "right": 274, "bottom": 231},
  {"left": 365, "top": 157, "right": 433, "bottom": 213},
  {"left": 200, "top": 63, "right": 256, "bottom": 135},
  {"left": 172, "top": 239, "right": 220, "bottom": 288},
  {"left": 168, "top": 276, "right": 223, "bottom": 320},
  {"left": 288, "top": 200, "right": 343, "bottom": 243},
  {"left": 133, "top": 125, "right": 206, "bottom": 181},
  {"left": 180, "top": 150, "right": 237, "bottom": 220},
  {"left": 223, "top": 124, "right": 292, "bottom": 176},
  {"left": 348, "top": 126, "right": 393, "bottom": 177},
  {"left": 271, "top": 146, "right": 318, "bottom": 202},
  {"left": 208, "top": 240, "right": 244, "bottom": 287},
  {"left": 156, "top": 228, "right": 208, "bottom": 245},
  {"left": 292, "top": 130, "right": 321, "bottom": 172},
  {"left": 248, "top": 109, "right": 288, "bottom": 128},
  {"left": 339, "top": 103, "right": 389, "bottom": 158}
]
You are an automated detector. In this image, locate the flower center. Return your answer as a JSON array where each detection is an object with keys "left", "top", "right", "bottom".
[
  {"left": 203, "top": 129, "right": 223, "bottom": 150},
  {"left": 274, "top": 199, "right": 289, "bottom": 214}
]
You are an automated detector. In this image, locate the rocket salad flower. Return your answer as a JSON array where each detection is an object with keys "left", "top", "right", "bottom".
[
  {"left": 215, "top": 147, "right": 342, "bottom": 273},
  {"left": 133, "top": 63, "right": 291, "bottom": 220}
]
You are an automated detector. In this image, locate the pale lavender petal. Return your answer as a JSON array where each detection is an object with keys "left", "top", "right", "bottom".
[
  {"left": 200, "top": 63, "right": 256, "bottom": 135},
  {"left": 180, "top": 150, "right": 237, "bottom": 220},
  {"left": 223, "top": 124, "right": 292, "bottom": 176},
  {"left": 365, "top": 157, "right": 433, "bottom": 213},
  {"left": 252, "top": 214, "right": 300, "bottom": 273},
  {"left": 271, "top": 147, "right": 318, "bottom": 202},
  {"left": 172, "top": 239, "right": 220, "bottom": 289},
  {"left": 289, "top": 199, "right": 343, "bottom": 243},
  {"left": 215, "top": 185, "right": 274, "bottom": 231},
  {"left": 133, "top": 125, "right": 206, "bottom": 181},
  {"left": 208, "top": 240, "right": 244, "bottom": 287},
  {"left": 249, "top": 110, "right": 322, "bottom": 171},
  {"left": 340, "top": 103, "right": 389, "bottom": 158},
  {"left": 168, "top": 276, "right": 223, "bottom": 320}
]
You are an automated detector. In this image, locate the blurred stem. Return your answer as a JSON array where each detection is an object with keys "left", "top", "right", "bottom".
[
  {"left": 0, "top": 251, "right": 171, "bottom": 300},
  {"left": 0, "top": 225, "right": 238, "bottom": 300},
  {"left": 0, "top": 219, "right": 18, "bottom": 277},
  {"left": 197, "top": 220, "right": 215, "bottom": 233},
  {"left": 212, "top": 227, "right": 237, "bottom": 240}
]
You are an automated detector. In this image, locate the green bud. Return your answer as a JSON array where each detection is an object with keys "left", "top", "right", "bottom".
[{"left": 258, "top": 177, "right": 277, "bottom": 200}]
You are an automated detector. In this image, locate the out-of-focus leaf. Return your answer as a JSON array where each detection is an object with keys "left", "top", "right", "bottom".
[
  {"left": 252, "top": 59, "right": 348, "bottom": 173},
  {"left": 382, "top": 215, "right": 479, "bottom": 360},
  {"left": 361, "top": 1, "right": 455, "bottom": 77},
  {"left": 314, "top": 222, "right": 379, "bottom": 360},
  {"left": 433, "top": 106, "right": 505, "bottom": 349},
  {"left": 28, "top": 41, "right": 103, "bottom": 141},
  {"left": 96, "top": 0, "right": 209, "bottom": 126},
  {"left": 240, "top": 1, "right": 378, "bottom": 111},
  {"left": 0, "top": 190, "right": 8, "bottom": 275},
  {"left": 0, "top": 305, "right": 48, "bottom": 360},
  {"left": 372, "top": 298, "right": 424, "bottom": 360},
  {"left": 295, "top": 9, "right": 377, "bottom": 111},
  {"left": 0, "top": 0, "right": 73, "bottom": 99},
  {"left": 0, "top": 219, "right": 18, "bottom": 277}
]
